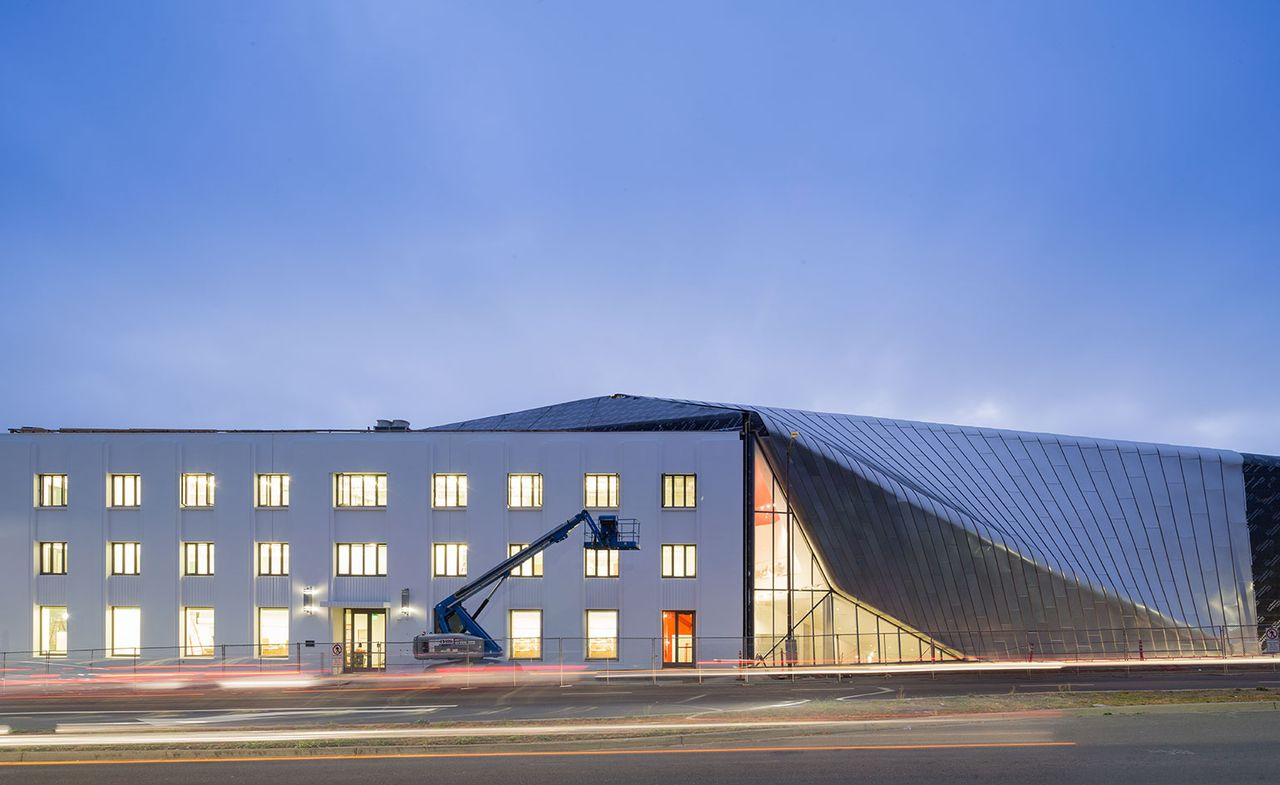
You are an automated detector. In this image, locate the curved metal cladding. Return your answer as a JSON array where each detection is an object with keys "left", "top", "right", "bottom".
[
  {"left": 1244, "top": 454, "right": 1280, "bottom": 628},
  {"left": 433, "top": 394, "right": 1262, "bottom": 658},
  {"left": 746, "top": 407, "right": 1257, "bottom": 658}
]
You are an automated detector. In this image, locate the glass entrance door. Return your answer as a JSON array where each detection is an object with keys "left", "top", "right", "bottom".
[
  {"left": 661, "top": 610, "right": 695, "bottom": 667},
  {"left": 343, "top": 608, "right": 386, "bottom": 671}
]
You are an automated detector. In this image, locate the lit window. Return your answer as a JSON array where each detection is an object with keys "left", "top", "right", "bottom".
[
  {"left": 39, "top": 542, "right": 68, "bottom": 575},
  {"left": 38, "top": 605, "right": 68, "bottom": 656},
  {"left": 584, "top": 548, "right": 619, "bottom": 578},
  {"left": 507, "top": 474, "right": 543, "bottom": 509},
  {"left": 661, "top": 544, "right": 697, "bottom": 578},
  {"left": 180, "top": 473, "right": 215, "bottom": 508},
  {"left": 585, "top": 609, "right": 619, "bottom": 660},
  {"left": 257, "top": 542, "right": 290, "bottom": 576},
  {"left": 182, "top": 607, "right": 215, "bottom": 657},
  {"left": 107, "top": 474, "right": 141, "bottom": 508},
  {"left": 35, "top": 474, "right": 68, "bottom": 508},
  {"left": 433, "top": 543, "right": 469, "bottom": 577},
  {"left": 182, "top": 542, "right": 215, "bottom": 576},
  {"left": 336, "top": 542, "right": 387, "bottom": 576},
  {"left": 334, "top": 473, "right": 387, "bottom": 507},
  {"left": 110, "top": 606, "right": 141, "bottom": 657},
  {"left": 662, "top": 474, "right": 697, "bottom": 508},
  {"left": 432, "top": 474, "right": 468, "bottom": 508},
  {"left": 257, "top": 607, "right": 289, "bottom": 657},
  {"left": 110, "top": 542, "right": 141, "bottom": 575},
  {"left": 256, "top": 474, "right": 290, "bottom": 508},
  {"left": 509, "top": 609, "right": 542, "bottom": 659},
  {"left": 584, "top": 473, "right": 619, "bottom": 508},
  {"left": 508, "top": 544, "right": 544, "bottom": 577}
]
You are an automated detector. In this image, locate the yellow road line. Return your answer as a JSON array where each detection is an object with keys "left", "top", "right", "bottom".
[{"left": 0, "top": 741, "right": 1076, "bottom": 767}]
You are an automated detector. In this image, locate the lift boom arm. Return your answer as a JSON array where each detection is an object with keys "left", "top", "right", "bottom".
[{"left": 432, "top": 510, "right": 614, "bottom": 656}]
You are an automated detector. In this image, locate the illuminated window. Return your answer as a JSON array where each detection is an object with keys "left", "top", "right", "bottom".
[
  {"left": 508, "top": 543, "right": 544, "bottom": 577},
  {"left": 39, "top": 542, "right": 68, "bottom": 575},
  {"left": 107, "top": 474, "right": 141, "bottom": 508},
  {"left": 38, "top": 606, "right": 68, "bottom": 656},
  {"left": 432, "top": 473, "right": 468, "bottom": 508},
  {"left": 584, "top": 473, "right": 619, "bottom": 508},
  {"left": 180, "top": 473, "right": 215, "bottom": 507},
  {"left": 509, "top": 609, "right": 542, "bottom": 659},
  {"left": 257, "top": 542, "right": 290, "bottom": 576},
  {"left": 433, "top": 543, "right": 468, "bottom": 577},
  {"left": 661, "top": 544, "right": 696, "bottom": 578},
  {"left": 661, "top": 610, "right": 695, "bottom": 666},
  {"left": 257, "top": 607, "right": 289, "bottom": 657},
  {"left": 585, "top": 610, "right": 619, "bottom": 660},
  {"left": 584, "top": 548, "right": 619, "bottom": 578},
  {"left": 255, "top": 474, "right": 290, "bottom": 508},
  {"left": 110, "top": 606, "right": 141, "bottom": 657},
  {"left": 662, "top": 474, "right": 697, "bottom": 508},
  {"left": 507, "top": 473, "right": 543, "bottom": 509},
  {"left": 182, "top": 607, "right": 215, "bottom": 657},
  {"left": 110, "top": 542, "right": 141, "bottom": 575},
  {"left": 336, "top": 542, "right": 387, "bottom": 576},
  {"left": 334, "top": 473, "right": 387, "bottom": 507},
  {"left": 35, "top": 474, "right": 68, "bottom": 508},
  {"left": 182, "top": 542, "right": 215, "bottom": 576}
]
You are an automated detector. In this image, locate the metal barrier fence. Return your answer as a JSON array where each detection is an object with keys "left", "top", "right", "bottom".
[{"left": 3, "top": 624, "right": 1277, "bottom": 687}]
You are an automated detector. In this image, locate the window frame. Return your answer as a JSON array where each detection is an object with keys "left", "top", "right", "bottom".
[
  {"left": 38, "top": 605, "right": 68, "bottom": 657},
  {"left": 432, "top": 542, "right": 469, "bottom": 577},
  {"left": 508, "top": 609, "right": 543, "bottom": 660},
  {"left": 39, "top": 542, "right": 68, "bottom": 575},
  {"left": 508, "top": 543, "right": 544, "bottom": 577},
  {"left": 179, "top": 473, "right": 216, "bottom": 508},
  {"left": 257, "top": 607, "right": 289, "bottom": 658},
  {"left": 584, "top": 548, "right": 620, "bottom": 578},
  {"left": 661, "top": 473, "right": 697, "bottom": 509},
  {"left": 661, "top": 543, "right": 697, "bottom": 578},
  {"left": 585, "top": 609, "right": 619, "bottom": 661},
  {"left": 583, "top": 473, "right": 620, "bottom": 509},
  {"left": 335, "top": 542, "right": 388, "bottom": 577},
  {"left": 257, "top": 542, "right": 291, "bottom": 576},
  {"left": 182, "top": 542, "right": 215, "bottom": 576},
  {"left": 255, "top": 473, "right": 291, "bottom": 508},
  {"left": 109, "top": 605, "right": 141, "bottom": 658},
  {"left": 106, "top": 473, "right": 142, "bottom": 509},
  {"left": 333, "top": 473, "right": 388, "bottom": 508},
  {"left": 34, "top": 474, "right": 68, "bottom": 508},
  {"left": 109, "top": 541, "right": 141, "bottom": 576},
  {"left": 181, "top": 606, "right": 215, "bottom": 658},
  {"left": 507, "top": 473, "right": 543, "bottom": 509},
  {"left": 431, "top": 473, "right": 469, "bottom": 509}
]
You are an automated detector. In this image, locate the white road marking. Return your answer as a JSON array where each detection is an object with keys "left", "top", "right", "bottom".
[
  {"left": 836, "top": 687, "right": 894, "bottom": 701},
  {"left": 675, "top": 693, "right": 708, "bottom": 704}
]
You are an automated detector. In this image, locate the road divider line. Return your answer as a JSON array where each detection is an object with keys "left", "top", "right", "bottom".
[{"left": 0, "top": 741, "right": 1079, "bottom": 767}]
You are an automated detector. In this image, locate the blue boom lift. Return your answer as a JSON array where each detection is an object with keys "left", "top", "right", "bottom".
[{"left": 413, "top": 510, "right": 639, "bottom": 661}]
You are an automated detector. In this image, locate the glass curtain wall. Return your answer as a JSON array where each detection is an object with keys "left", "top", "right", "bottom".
[{"left": 752, "top": 446, "right": 957, "bottom": 665}]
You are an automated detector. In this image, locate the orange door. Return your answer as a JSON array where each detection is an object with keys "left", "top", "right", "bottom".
[{"left": 661, "top": 611, "right": 695, "bottom": 666}]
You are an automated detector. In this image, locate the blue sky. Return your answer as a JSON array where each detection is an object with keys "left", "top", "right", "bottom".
[{"left": 1, "top": 1, "right": 1277, "bottom": 452}]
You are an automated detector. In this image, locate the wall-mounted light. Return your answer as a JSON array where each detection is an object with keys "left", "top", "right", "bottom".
[
  {"left": 303, "top": 586, "right": 315, "bottom": 615},
  {"left": 400, "top": 587, "right": 411, "bottom": 617}
]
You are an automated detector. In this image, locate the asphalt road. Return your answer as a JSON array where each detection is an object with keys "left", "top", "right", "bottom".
[
  {"left": 1, "top": 708, "right": 1277, "bottom": 784},
  {"left": 2, "top": 667, "right": 1278, "bottom": 732}
]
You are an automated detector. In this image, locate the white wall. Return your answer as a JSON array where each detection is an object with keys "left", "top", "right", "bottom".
[{"left": 0, "top": 429, "right": 744, "bottom": 668}]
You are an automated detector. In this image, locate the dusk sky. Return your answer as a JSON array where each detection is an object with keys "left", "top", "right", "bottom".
[{"left": 1, "top": 2, "right": 1277, "bottom": 453}]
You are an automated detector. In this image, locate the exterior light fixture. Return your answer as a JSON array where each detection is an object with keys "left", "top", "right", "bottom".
[
  {"left": 303, "top": 586, "right": 315, "bottom": 615},
  {"left": 400, "top": 587, "right": 411, "bottom": 617}
]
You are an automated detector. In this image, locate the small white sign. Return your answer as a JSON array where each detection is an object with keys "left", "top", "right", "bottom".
[{"left": 332, "top": 642, "right": 344, "bottom": 657}]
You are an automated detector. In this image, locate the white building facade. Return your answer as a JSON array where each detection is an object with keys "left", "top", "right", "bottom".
[{"left": 0, "top": 426, "right": 746, "bottom": 671}]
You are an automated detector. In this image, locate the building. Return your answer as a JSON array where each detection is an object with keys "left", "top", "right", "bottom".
[{"left": 2, "top": 394, "right": 1277, "bottom": 672}]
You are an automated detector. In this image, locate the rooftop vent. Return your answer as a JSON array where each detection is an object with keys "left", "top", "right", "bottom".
[{"left": 374, "top": 419, "right": 411, "bottom": 432}]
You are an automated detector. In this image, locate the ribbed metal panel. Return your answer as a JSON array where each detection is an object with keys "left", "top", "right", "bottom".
[
  {"left": 585, "top": 579, "right": 620, "bottom": 609},
  {"left": 107, "top": 576, "right": 142, "bottom": 606},
  {"left": 35, "top": 575, "right": 67, "bottom": 606},
  {"left": 255, "top": 577, "right": 291, "bottom": 607},
  {"left": 332, "top": 577, "right": 389, "bottom": 605},
  {"left": 661, "top": 579, "right": 697, "bottom": 610},
  {"left": 507, "top": 578, "right": 543, "bottom": 608},
  {"left": 180, "top": 576, "right": 215, "bottom": 606}
]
